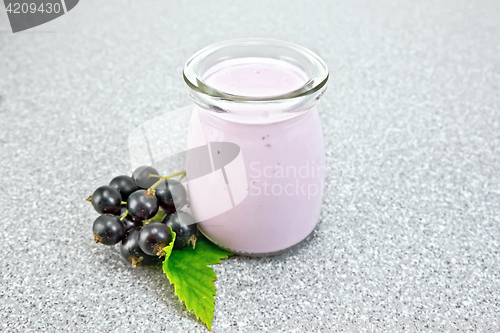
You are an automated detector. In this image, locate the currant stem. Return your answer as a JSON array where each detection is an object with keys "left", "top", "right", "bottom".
[
  {"left": 165, "top": 170, "right": 186, "bottom": 180},
  {"left": 120, "top": 210, "right": 129, "bottom": 221},
  {"left": 149, "top": 171, "right": 187, "bottom": 192},
  {"left": 148, "top": 174, "right": 163, "bottom": 179},
  {"left": 148, "top": 179, "right": 164, "bottom": 192}
]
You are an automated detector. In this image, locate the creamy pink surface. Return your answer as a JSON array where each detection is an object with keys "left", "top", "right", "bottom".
[
  {"left": 204, "top": 58, "right": 307, "bottom": 97},
  {"left": 187, "top": 59, "right": 325, "bottom": 254}
]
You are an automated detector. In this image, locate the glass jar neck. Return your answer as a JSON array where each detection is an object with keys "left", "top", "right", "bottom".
[{"left": 184, "top": 38, "right": 328, "bottom": 125}]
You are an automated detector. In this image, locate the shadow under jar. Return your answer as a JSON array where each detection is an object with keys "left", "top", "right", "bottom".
[{"left": 184, "top": 38, "right": 328, "bottom": 256}]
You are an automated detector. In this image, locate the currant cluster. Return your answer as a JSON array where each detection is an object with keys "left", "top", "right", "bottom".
[{"left": 87, "top": 166, "right": 198, "bottom": 268}]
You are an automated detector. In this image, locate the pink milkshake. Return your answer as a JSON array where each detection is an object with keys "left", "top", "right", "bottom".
[{"left": 184, "top": 39, "right": 328, "bottom": 256}]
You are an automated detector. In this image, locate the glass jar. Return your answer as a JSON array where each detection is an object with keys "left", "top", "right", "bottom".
[{"left": 183, "top": 38, "right": 328, "bottom": 256}]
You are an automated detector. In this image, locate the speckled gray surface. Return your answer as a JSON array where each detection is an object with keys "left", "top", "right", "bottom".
[{"left": 1, "top": 0, "right": 500, "bottom": 332}]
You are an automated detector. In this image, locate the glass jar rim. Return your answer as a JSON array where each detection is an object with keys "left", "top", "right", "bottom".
[{"left": 183, "top": 38, "right": 329, "bottom": 103}]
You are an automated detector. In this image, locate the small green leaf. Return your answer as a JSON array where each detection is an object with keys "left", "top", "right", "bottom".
[
  {"left": 149, "top": 209, "right": 166, "bottom": 222},
  {"left": 163, "top": 227, "right": 176, "bottom": 260},
  {"left": 163, "top": 237, "right": 232, "bottom": 330}
]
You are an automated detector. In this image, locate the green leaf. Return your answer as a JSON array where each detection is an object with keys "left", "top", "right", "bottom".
[
  {"left": 163, "top": 237, "right": 233, "bottom": 330},
  {"left": 149, "top": 209, "right": 166, "bottom": 222},
  {"left": 163, "top": 227, "right": 176, "bottom": 260}
]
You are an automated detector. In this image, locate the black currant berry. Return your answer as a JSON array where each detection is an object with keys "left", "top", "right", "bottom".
[
  {"left": 121, "top": 214, "right": 142, "bottom": 232},
  {"left": 162, "top": 211, "right": 197, "bottom": 249},
  {"left": 155, "top": 179, "right": 188, "bottom": 213},
  {"left": 127, "top": 190, "right": 159, "bottom": 220},
  {"left": 138, "top": 222, "right": 172, "bottom": 256},
  {"left": 92, "top": 214, "right": 125, "bottom": 245},
  {"left": 109, "top": 175, "right": 138, "bottom": 201},
  {"left": 132, "top": 166, "right": 160, "bottom": 189},
  {"left": 91, "top": 186, "right": 122, "bottom": 215},
  {"left": 120, "top": 227, "right": 160, "bottom": 268}
]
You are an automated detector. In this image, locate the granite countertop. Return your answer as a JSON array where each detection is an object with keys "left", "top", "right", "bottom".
[{"left": 1, "top": 0, "right": 499, "bottom": 332}]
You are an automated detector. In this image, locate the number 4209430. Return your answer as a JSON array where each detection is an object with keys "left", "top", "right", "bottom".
[{"left": 6, "top": 2, "right": 62, "bottom": 14}]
